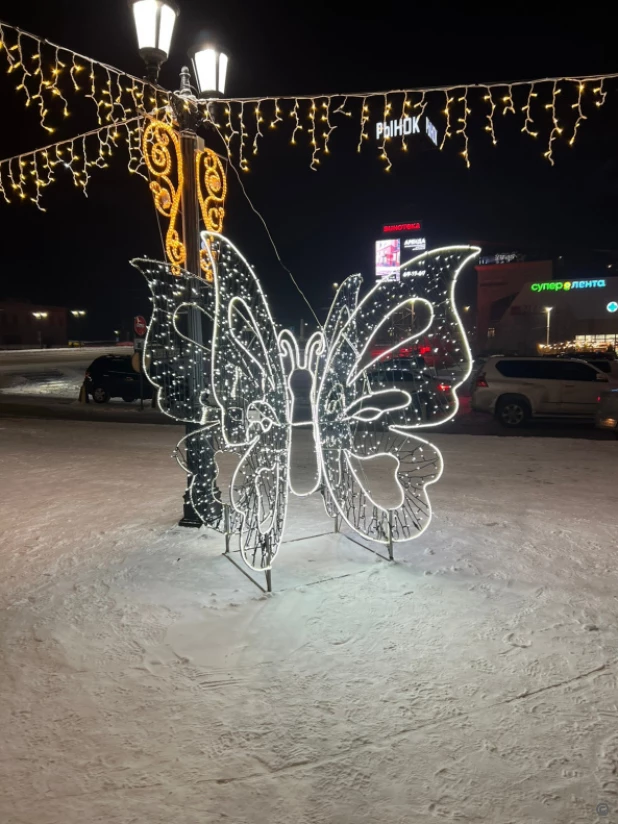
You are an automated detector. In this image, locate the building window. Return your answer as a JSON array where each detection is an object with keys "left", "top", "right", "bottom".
[
  {"left": 487, "top": 327, "right": 496, "bottom": 338},
  {"left": 575, "top": 334, "right": 618, "bottom": 347}
]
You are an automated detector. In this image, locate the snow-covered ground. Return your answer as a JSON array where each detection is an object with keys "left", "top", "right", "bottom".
[
  {"left": 0, "top": 347, "right": 120, "bottom": 398},
  {"left": 1, "top": 418, "right": 617, "bottom": 823}
]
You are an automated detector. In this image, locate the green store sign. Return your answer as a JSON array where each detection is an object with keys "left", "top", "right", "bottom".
[{"left": 531, "top": 280, "right": 606, "bottom": 292}]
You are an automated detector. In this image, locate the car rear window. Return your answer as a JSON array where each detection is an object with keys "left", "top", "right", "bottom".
[
  {"left": 495, "top": 359, "right": 598, "bottom": 381},
  {"left": 584, "top": 360, "right": 610, "bottom": 374},
  {"left": 495, "top": 360, "right": 546, "bottom": 379}
]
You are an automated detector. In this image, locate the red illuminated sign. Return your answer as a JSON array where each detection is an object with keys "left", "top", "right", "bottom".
[{"left": 383, "top": 222, "right": 422, "bottom": 233}]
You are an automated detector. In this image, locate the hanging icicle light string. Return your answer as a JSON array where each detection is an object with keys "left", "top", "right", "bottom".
[
  {"left": 0, "top": 116, "right": 152, "bottom": 209},
  {"left": 0, "top": 20, "right": 169, "bottom": 139},
  {"left": 196, "top": 73, "right": 617, "bottom": 172},
  {"left": 1, "top": 17, "right": 617, "bottom": 183}
]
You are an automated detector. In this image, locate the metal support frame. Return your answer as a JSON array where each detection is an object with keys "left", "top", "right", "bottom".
[
  {"left": 387, "top": 511, "right": 394, "bottom": 561},
  {"left": 224, "top": 505, "right": 231, "bottom": 554},
  {"left": 220, "top": 504, "right": 273, "bottom": 593}
]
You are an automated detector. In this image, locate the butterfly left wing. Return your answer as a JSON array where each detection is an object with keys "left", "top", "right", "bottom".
[
  {"left": 316, "top": 247, "right": 479, "bottom": 545},
  {"left": 131, "top": 257, "right": 228, "bottom": 532}
]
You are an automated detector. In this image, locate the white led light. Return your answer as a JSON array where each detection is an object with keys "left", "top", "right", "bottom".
[
  {"left": 132, "top": 0, "right": 158, "bottom": 51},
  {"left": 218, "top": 53, "right": 228, "bottom": 96},
  {"left": 158, "top": 3, "right": 176, "bottom": 56}
]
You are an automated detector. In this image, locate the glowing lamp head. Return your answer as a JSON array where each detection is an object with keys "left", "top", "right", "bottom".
[
  {"left": 189, "top": 42, "right": 229, "bottom": 98},
  {"left": 129, "top": 0, "right": 179, "bottom": 82}
]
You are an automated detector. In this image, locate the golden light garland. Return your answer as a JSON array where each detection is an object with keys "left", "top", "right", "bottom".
[
  {"left": 196, "top": 147, "right": 227, "bottom": 281},
  {"left": 142, "top": 120, "right": 185, "bottom": 275},
  {"left": 0, "top": 13, "right": 616, "bottom": 227},
  {"left": 0, "top": 20, "right": 168, "bottom": 139},
  {"left": 142, "top": 120, "right": 227, "bottom": 279},
  {"left": 194, "top": 73, "right": 617, "bottom": 171},
  {"left": 0, "top": 116, "right": 147, "bottom": 209}
]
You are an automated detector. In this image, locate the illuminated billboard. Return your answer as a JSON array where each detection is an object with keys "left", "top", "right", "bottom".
[
  {"left": 376, "top": 238, "right": 401, "bottom": 281},
  {"left": 403, "top": 236, "right": 427, "bottom": 253}
]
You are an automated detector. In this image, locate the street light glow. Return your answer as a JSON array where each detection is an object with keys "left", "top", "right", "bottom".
[
  {"left": 129, "top": 0, "right": 179, "bottom": 80},
  {"left": 190, "top": 43, "right": 229, "bottom": 97},
  {"left": 32, "top": 312, "right": 48, "bottom": 319},
  {"left": 71, "top": 310, "right": 86, "bottom": 317}
]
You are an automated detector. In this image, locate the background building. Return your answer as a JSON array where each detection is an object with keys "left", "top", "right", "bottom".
[
  {"left": 0, "top": 302, "right": 68, "bottom": 348},
  {"left": 474, "top": 247, "right": 618, "bottom": 353}
]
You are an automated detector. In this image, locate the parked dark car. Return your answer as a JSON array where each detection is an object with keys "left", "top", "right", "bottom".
[{"left": 84, "top": 354, "right": 153, "bottom": 403}]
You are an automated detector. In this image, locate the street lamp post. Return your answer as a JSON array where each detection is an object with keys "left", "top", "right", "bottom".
[
  {"left": 71, "top": 309, "right": 87, "bottom": 347},
  {"left": 545, "top": 307, "right": 553, "bottom": 347},
  {"left": 129, "top": 0, "right": 228, "bottom": 527},
  {"left": 32, "top": 311, "right": 48, "bottom": 348}
]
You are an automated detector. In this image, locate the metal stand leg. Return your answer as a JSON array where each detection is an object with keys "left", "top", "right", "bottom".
[
  {"left": 224, "top": 505, "right": 231, "bottom": 554},
  {"left": 334, "top": 513, "right": 340, "bottom": 534},
  {"left": 387, "top": 512, "right": 394, "bottom": 561},
  {"left": 265, "top": 569, "right": 272, "bottom": 593}
]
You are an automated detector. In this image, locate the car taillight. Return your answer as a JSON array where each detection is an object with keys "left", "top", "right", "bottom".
[
  {"left": 476, "top": 373, "right": 488, "bottom": 388},
  {"left": 437, "top": 383, "right": 450, "bottom": 392}
]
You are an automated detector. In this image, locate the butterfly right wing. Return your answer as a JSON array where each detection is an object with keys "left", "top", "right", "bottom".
[{"left": 315, "top": 248, "right": 479, "bottom": 545}]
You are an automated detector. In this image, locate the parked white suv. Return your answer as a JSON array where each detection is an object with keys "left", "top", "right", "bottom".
[{"left": 472, "top": 356, "right": 613, "bottom": 427}]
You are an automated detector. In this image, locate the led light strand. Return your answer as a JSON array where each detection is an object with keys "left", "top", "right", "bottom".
[
  {"left": 593, "top": 78, "right": 608, "bottom": 108},
  {"left": 501, "top": 84, "right": 516, "bottom": 115},
  {"left": 569, "top": 81, "right": 587, "bottom": 146},
  {"left": 308, "top": 99, "right": 320, "bottom": 169},
  {"left": 333, "top": 96, "right": 352, "bottom": 118},
  {"left": 252, "top": 100, "right": 264, "bottom": 155},
  {"left": 321, "top": 98, "right": 335, "bottom": 156},
  {"left": 0, "top": 20, "right": 156, "bottom": 138},
  {"left": 0, "top": 116, "right": 145, "bottom": 208},
  {"left": 378, "top": 93, "right": 392, "bottom": 171},
  {"left": 544, "top": 80, "right": 563, "bottom": 165},
  {"left": 440, "top": 90, "right": 454, "bottom": 150},
  {"left": 357, "top": 96, "right": 369, "bottom": 152},
  {"left": 290, "top": 98, "right": 302, "bottom": 145},
  {"left": 521, "top": 82, "right": 539, "bottom": 138},
  {"left": 269, "top": 98, "right": 283, "bottom": 130},
  {"left": 457, "top": 90, "right": 471, "bottom": 167},
  {"left": 238, "top": 101, "right": 249, "bottom": 171},
  {"left": 400, "top": 91, "right": 410, "bottom": 152},
  {"left": 483, "top": 86, "right": 497, "bottom": 145}
]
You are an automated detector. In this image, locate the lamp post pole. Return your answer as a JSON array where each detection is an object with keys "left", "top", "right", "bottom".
[
  {"left": 176, "top": 67, "right": 206, "bottom": 528},
  {"left": 129, "top": 0, "right": 227, "bottom": 527},
  {"left": 545, "top": 307, "right": 553, "bottom": 347}
]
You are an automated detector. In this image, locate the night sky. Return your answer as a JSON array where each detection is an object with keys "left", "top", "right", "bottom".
[{"left": 1, "top": 1, "right": 618, "bottom": 338}]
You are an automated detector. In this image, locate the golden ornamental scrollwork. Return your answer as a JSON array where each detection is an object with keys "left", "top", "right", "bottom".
[
  {"left": 196, "top": 148, "right": 227, "bottom": 282},
  {"left": 143, "top": 121, "right": 185, "bottom": 275}
]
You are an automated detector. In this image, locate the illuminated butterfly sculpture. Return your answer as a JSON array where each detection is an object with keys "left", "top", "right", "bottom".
[{"left": 132, "top": 235, "right": 479, "bottom": 575}]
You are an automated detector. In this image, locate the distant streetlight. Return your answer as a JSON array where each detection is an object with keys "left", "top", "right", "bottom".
[
  {"left": 128, "top": 0, "right": 180, "bottom": 83},
  {"left": 71, "top": 310, "right": 87, "bottom": 346},
  {"left": 462, "top": 305, "right": 471, "bottom": 312},
  {"left": 332, "top": 282, "right": 339, "bottom": 289},
  {"left": 32, "top": 311, "right": 48, "bottom": 348},
  {"left": 545, "top": 306, "right": 553, "bottom": 346}
]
